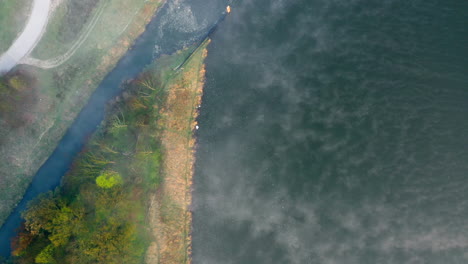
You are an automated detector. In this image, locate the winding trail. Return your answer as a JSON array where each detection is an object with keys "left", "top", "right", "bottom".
[{"left": 0, "top": 0, "right": 51, "bottom": 74}]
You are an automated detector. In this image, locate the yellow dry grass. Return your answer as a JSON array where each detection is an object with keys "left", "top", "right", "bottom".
[{"left": 146, "top": 43, "right": 209, "bottom": 264}]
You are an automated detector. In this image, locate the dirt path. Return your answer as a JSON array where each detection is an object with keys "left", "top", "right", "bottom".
[
  {"left": 0, "top": 0, "right": 51, "bottom": 74},
  {"left": 146, "top": 43, "right": 209, "bottom": 264}
]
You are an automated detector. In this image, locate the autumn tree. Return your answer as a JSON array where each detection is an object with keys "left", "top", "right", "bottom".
[
  {"left": 96, "top": 170, "right": 122, "bottom": 189},
  {"left": 34, "top": 245, "right": 55, "bottom": 264},
  {"left": 23, "top": 193, "right": 84, "bottom": 247}
]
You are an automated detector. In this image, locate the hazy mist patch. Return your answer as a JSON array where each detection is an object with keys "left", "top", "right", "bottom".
[{"left": 193, "top": 0, "right": 468, "bottom": 263}]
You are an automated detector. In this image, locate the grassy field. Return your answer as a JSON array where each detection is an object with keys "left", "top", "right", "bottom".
[
  {"left": 30, "top": 0, "right": 101, "bottom": 59},
  {"left": 9, "top": 41, "right": 209, "bottom": 264},
  {"left": 0, "top": 0, "right": 164, "bottom": 226},
  {"left": 0, "top": 0, "right": 32, "bottom": 53}
]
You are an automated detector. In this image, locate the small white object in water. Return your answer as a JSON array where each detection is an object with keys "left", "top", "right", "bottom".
[{"left": 195, "top": 125, "right": 199, "bottom": 130}]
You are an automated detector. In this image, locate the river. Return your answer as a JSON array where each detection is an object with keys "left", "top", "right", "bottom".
[
  {"left": 193, "top": 0, "right": 468, "bottom": 263},
  {"left": 0, "top": 0, "right": 226, "bottom": 257}
]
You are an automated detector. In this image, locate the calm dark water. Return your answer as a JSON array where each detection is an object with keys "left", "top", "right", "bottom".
[
  {"left": 0, "top": 0, "right": 226, "bottom": 257},
  {"left": 193, "top": 0, "right": 468, "bottom": 263}
]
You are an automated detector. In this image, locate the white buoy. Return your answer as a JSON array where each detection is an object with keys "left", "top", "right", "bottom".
[{"left": 195, "top": 125, "right": 199, "bottom": 130}]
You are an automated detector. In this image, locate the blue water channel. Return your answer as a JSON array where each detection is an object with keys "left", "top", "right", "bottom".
[{"left": 0, "top": 0, "right": 227, "bottom": 257}]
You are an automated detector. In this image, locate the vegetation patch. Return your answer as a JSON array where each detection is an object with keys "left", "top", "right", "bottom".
[
  {"left": 0, "top": 71, "right": 37, "bottom": 130},
  {"left": 10, "top": 58, "right": 166, "bottom": 264},
  {"left": 9, "top": 41, "right": 209, "bottom": 264}
]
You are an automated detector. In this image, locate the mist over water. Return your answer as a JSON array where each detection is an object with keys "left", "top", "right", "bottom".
[{"left": 193, "top": 0, "right": 468, "bottom": 263}]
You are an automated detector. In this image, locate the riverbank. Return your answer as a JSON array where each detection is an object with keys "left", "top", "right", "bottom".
[
  {"left": 0, "top": 0, "right": 164, "bottom": 227},
  {"left": 146, "top": 39, "right": 209, "bottom": 264}
]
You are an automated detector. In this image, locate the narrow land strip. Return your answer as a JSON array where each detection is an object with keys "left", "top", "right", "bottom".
[{"left": 146, "top": 40, "right": 210, "bottom": 264}]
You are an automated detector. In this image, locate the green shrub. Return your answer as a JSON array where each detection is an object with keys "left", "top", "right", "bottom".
[{"left": 95, "top": 171, "right": 122, "bottom": 189}]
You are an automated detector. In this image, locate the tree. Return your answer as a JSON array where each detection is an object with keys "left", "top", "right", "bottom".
[
  {"left": 74, "top": 220, "right": 138, "bottom": 264},
  {"left": 96, "top": 171, "right": 122, "bottom": 189},
  {"left": 8, "top": 76, "right": 26, "bottom": 92},
  {"left": 35, "top": 244, "right": 55, "bottom": 264},
  {"left": 23, "top": 193, "right": 84, "bottom": 246},
  {"left": 11, "top": 224, "right": 35, "bottom": 256},
  {"left": 23, "top": 194, "right": 59, "bottom": 236}
]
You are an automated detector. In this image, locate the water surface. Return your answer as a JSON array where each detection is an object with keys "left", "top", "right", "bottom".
[{"left": 193, "top": 0, "right": 468, "bottom": 263}]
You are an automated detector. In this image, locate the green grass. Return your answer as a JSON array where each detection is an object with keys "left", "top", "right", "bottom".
[
  {"left": 30, "top": 0, "right": 101, "bottom": 59},
  {"left": 0, "top": 0, "right": 31, "bottom": 53}
]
